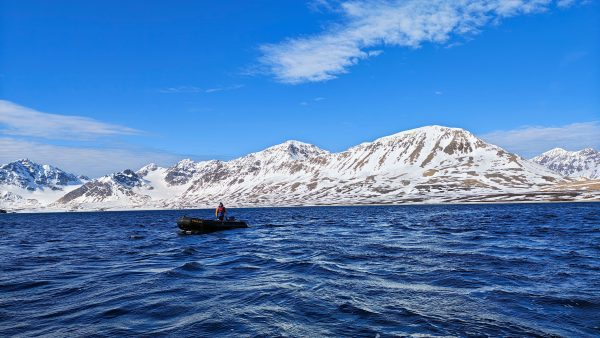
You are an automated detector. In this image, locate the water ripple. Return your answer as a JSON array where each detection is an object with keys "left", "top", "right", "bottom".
[{"left": 0, "top": 203, "right": 598, "bottom": 336}]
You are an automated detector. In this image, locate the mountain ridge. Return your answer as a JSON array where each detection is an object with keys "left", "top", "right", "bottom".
[
  {"left": 532, "top": 147, "right": 599, "bottom": 179},
  {"left": 2, "top": 126, "right": 599, "bottom": 211},
  {"left": 0, "top": 159, "right": 87, "bottom": 209}
]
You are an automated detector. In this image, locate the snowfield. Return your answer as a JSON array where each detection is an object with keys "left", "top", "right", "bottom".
[
  {"left": 532, "top": 148, "right": 600, "bottom": 179},
  {"left": 2, "top": 126, "right": 599, "bottom": 212}
]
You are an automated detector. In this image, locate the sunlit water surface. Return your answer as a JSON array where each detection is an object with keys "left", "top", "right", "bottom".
[{"left": 1, "top": 203, "right": 598, "bottom": 337}]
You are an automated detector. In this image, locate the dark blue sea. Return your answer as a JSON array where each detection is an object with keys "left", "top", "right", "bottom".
[{"left": 1, "top": 203, "right": 599, "bottom": 337}]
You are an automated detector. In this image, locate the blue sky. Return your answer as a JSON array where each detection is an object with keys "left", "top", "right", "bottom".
[{"left": 1, "top": 0, "right": 598, "bottom": 176}]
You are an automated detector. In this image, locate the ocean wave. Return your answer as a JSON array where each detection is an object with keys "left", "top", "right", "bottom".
[{"left": 0, "top": 203, "right": 598, "bottom": 337}]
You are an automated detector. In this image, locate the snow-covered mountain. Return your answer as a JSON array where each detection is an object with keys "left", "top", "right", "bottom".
[
  {"left": 532, "top": 148, "right": 600, "bottom": 179},
  {"left": 172, "top": 126, "right": 568, "bottom": 207},
  {"left": 0, "top": 159, "right": 85, "bottom": 190},
  {"left": 55, "top": 169, "right": 152, "bottom": 209},
  {"left": 51, "top": 125, "right": 593, "bottom": 211},
  {"left": 5, "top": 126, "right": 598, "bottom": 212},
  {"left": 0, "top": 159, "right": 86, "bottom": 209}
]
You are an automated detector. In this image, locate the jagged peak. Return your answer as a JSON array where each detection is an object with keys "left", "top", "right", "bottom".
[
  {"left": 0, "top": 158, "right": 83, "bottom": 189},
  {"left": 533, "top": 146, "right": 600, "bottom": 179},
  {"left": 2, "top": 158, "right": 67, "bottom": 175},
  {"left": 535, "top": 147, "right": 598, "bottom": 159},
  {"left": 15, "top": 158, "right": 35, "bottom": 164},
  {"left": 94, "top": 168, "right": 144, "bottom": 187},
  {"left": 1, "top": 159, "right": 74, "bottom": 175},
  {"left": 140, "top": 163, "right": 158, "bottom": 170},
  {"left": 2, "top": 158, "right": 39, "bottom": 169},
  {"left": 137, "top": 163, "right": 159, "bottom": 175},
  {"left": 249, "top": 140, "right": 329, "bottom": 160},
  {"left": 174, "top": 158, "right": 202, "bottom": 168},
  {"left": 266, "top": 140, "right": 322, "bottom": 150},
  {"left": 95, "top": 168, "right": 133, "bottom": 179},
  {"left": 576, "top": 147, "right": 598, "bottom": 155}
]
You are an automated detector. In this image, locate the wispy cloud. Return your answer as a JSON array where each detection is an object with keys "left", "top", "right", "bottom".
[
  {"left": 480, "top": 121, "right": 600, "bottom": 158},
  {"left": 260, "top": 0, "right": 579, "bottom": 84},
  {"left": 0, "top": 101, "right": 228, "bottom": 176},
  {"left": 0, "top": 137, "right": 183, "bottom": 177},
  {"left": 307, "top": 0, "right": 337, "bottom": 12},
  {"left": 0, "top": 100, "right": 139, "bottom": 140},
  {"left": 300, "top": 97, "right": 326, "bottom": 106},
  {"left": 557, "top": 0, "right": 577, "bottom": 7},
  {"left": 159, "top": 84, "right": 244, "bottom": 94},
  {"left": 0, "top": 101, "right": 181, "bottom": 176}
]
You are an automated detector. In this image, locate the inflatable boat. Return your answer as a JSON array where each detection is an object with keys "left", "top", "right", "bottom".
[{"left": 177, "top": 216, "right": 248, "bottom": 233}]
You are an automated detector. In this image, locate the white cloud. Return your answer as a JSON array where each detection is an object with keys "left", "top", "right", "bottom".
[
  {"left": 0, "top": 137, "right": 183, "bottom": 177},
  {"left": 158, "top": 86, "right": 205, "bottom": 93},
  {"left": 159, "top": 84, "right": 244, "bottom": 94},
  {"left": 0, "top": 100, "right": 139, "bottom": 140},
  {"left": 480, "top": 121, "right": 600, "bottom": 158},
  {"left": 205, "top": 84, "right": 245, "bottom": 93},
  {"left": 260, "top": 0, "right": 578, "bottom": 84},
  {"left": 557, "top": 0, "right": 576, "bottom": 7},
  {"left": 308, "top": 0, "right": 337, "bottom": 12},
  {"left": 0, "top": 101, "right": 186, "bottom": 177},
  {"left": 300, "top": 97, "right": 326, "bottom": 106}
]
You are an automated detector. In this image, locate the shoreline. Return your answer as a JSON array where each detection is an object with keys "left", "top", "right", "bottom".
[{"left": 5, "top": 198, "right": 599, "bottom": 215}]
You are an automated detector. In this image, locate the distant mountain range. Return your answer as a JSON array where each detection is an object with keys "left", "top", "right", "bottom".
[
  {"left": 0, "top": 159, "right": 86, "bottom": 191},
  {"left": 1, "top": 126, "right": 599, "bottom": 211},
  {"left": 532, "top": 148, "right": 600, "bottom": 179},
  {"left": 0, "top": 159, "right": 87, "bottom": 210}
]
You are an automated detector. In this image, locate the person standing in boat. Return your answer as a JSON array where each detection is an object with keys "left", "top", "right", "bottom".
[{"left": 215, "top": 202, "right": 227, "bottom": 221}]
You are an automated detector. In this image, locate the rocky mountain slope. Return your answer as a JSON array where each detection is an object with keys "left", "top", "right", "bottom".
[
  {"left": 0, "top": 159, "right": 86, "bottom": 210},
  {"left": 51, "top": 126, "right": 595, "bottom": 211},
  {"left": 532, "top": 148, "right": 600, "bottom": 179},
  {"left": 0, "top": 159, "right": 85, "bottom": 190},
  {"left": 55, "top": 169, "right": 152, "bottom": 209},
  {"left": 4, "top": 126, "right": 599, "bottom": 212}
]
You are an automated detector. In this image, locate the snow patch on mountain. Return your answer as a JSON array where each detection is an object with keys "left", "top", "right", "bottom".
[
  {"left": 532, "top": 148, "right": 600, "bottom": 179},
  {"left": 0, "top": 159, "right": 86, "bottom": 210},
  {"left": 6, "top": 126, "right": 598, "bottom": 212},
  {"left": 55, "top": 125, "right": 573, "bottom": 210},
  {"left": 0, "top": 159, "right": 84, "bottom": 191},
  {"left": 54, "top": 169, "right": 151, "bottom": 209}
]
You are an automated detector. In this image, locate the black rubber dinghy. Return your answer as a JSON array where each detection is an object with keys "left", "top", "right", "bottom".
[{"left": 177, "top": 216, "right": 248, "bottom": 233}]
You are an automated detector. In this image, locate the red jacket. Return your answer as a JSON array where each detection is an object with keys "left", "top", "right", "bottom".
[{"left": 215, "top": 206, "right": 226, "bottom": 217}]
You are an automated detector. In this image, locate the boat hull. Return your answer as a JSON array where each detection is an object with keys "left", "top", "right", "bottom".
[{"left": 177, "top": 216, "right": 248, "bottom": 233}]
